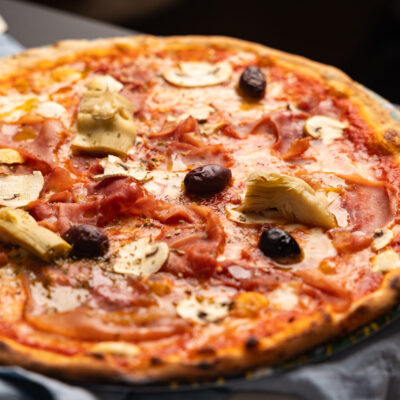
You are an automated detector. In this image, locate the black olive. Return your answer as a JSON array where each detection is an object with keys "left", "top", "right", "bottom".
[
  {"left": 239, "top": 66, "right": 266, "bottom": 100},
  {"left": 62, "top": 224, "right": 109, "bottom": 258},
  {"left": 184, "top": 164, "right": 232, "bottom": 196},
  {"left": 258, "top": 228, "right": 302, "bottom": 264}
]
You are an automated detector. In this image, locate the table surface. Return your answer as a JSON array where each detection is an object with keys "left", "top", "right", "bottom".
[{"left": 0, "top": 0, "right": 136, "bottom": 48}]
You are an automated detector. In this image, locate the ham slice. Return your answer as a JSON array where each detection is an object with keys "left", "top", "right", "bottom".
[
  {"left": 269, "top": 110, "right": 308, "bottom": 155},
  {"left": 166, "top": 142, "right": 232, "bottom": 168},
  {"left": 0, "top": 120, "right": 64, "bottom": 166},
  {"left": 222, "top": 110, "right": 308, "bottom": 159},
  {"left": 341, "top": 184, "right": 394, "bottom": 234},
  {"left": 297, "top": 268, "right": 350, "bottom": 312},
  {"left": 149, "top": 116, "right": 205, "bottom": 147},
  {"left": 159, "top": 205, "right": 225, "bottom": 277},
  {"left": 25, "top": 308, "right": 188, "bottom": 341}
]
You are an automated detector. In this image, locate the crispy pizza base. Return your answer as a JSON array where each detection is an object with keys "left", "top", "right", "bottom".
[{"left": 0, "top": 35, "right": 399, "bottom": 383}]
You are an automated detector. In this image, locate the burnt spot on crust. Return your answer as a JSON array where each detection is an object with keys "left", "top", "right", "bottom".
[
  {"left": 196, "top": 360, "right": 217, "bottom": 370},
  {"left": 341, "top": 305, "right": 370, "bottom": 334},
  {"left": 258, "top": 55, "right": 274, "bottom": 68},
  {"left": 245, "top": 337, "right": 259, "bottom": 351},
  {"left": 150, "top": 356, "right": 163, "bottom": 366},
  {"left": 383, "top": 129, "right": 400, "bottom": 149},
  {"left": 389, "top": 276, "right": 400, "bottom": 303},
  {"left": 390, "top": 276, "right": 400, "bottom": 291},
  {"left": 89, "top": 352, "right": 105, "bottom": 360},
  {"left": 0, "top": 342, "right": 13, "bottom": 353},
  {"left": 196, "top": 347, "right": 216, "bottom": 356}
]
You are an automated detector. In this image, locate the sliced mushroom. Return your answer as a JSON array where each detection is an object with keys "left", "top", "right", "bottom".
[
  {"left": 304, "top": 116, "right": 347, "bottom": 143},
  {"left": 372, "top": 249, "right": 400, "bottom": 273},
  {"left": 0, "top": 171, "right": 44, "bottom": 208},
  {"left": 93, "top": 155, "right": 149, "bottom": 182},
  {"left": 176, "top": 296, "right": 231, "bottom": 324},
  {"left": 237, "top": 172, "right": 337, "bottom": 229},
  {"left": 0, "top": 208, "right": 71, "bottom": 261},
  {"left": 163, "top": 62, "right": 232, "bottom": 87},
  {"left": 113, "top": 237, "right": 169, "bottom": 277},
  {"left": 0, "top": 149, "right": 25, "bottom": 164},
  {"left": 372, "top": 228, "right": 394, "bottom": 251},
  {"left": 72, "top": 78, "right": 136, "bottom": 157},
  {"left": 90, "top": 341, "right": 140, "bottom": 357},
  {"left": 226, "top": 204, "right": 283, "bottom": 225}
]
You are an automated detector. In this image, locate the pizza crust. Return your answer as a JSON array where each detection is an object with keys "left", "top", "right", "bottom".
[
  {"left": 0, "top": 269, "right": 398, "bottom": 383},
  {"left": 1, "top": 35, "right": 398, "bottom": 154},
  {"left": 0, "top": 35, "right": 399, "bottom": 382}
]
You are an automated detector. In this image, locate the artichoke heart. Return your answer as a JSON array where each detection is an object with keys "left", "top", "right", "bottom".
[
  {"left": 0, "top": 171, "right": 44, "bottom": 208},
  {"left": 0, "top": 208, "right": 71, "bottom": 261},
  {"left": 113, "top": 237, "right": 169, "bottom": 277},
  {"left": 237, "top": 172, "right": 337, "bottom": 229},
  {"left": 71, "top": 78, "right": 136, "bottom": 157}
]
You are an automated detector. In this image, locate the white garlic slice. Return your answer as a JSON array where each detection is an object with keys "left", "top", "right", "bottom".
[{"left": 163, "top": 62, "right": 232, "bottom": 87}]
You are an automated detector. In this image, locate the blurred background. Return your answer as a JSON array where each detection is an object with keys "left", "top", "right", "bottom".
[{"left": 10, "top": 0, "right": 400, "bottom": 103}]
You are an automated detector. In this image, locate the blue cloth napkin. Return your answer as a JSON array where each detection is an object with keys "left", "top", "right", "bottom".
[{"left": 0, "top": 33, "right": 24, "bottom": 57}]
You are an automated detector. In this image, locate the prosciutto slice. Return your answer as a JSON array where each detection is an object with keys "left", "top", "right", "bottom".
[{"left": 0, "top": 120, "right": 64, "bottom": 166}]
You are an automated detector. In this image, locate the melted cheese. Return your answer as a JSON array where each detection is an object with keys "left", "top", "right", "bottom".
[
  {"left": 31, "top": 282, "right": 89, "bottom": 313},
  {"left": 176, "top": 296, "right": 231, "bottom": 324},
  {"left": 143, "top": 171, "right": 185, "bottom": 200},
  {"left": 35, "top": 101, "right": 66, "bottom": 119},
  {"left": 268, "top": 283, "right": 299, "bottom": 310},
  {"left": 90, "top": 341, "right": 141, "bottom": 356}
]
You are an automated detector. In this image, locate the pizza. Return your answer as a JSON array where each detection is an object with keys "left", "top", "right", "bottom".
[{"left": 0, "top": 35, "right": 399, "bottom": 383}]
